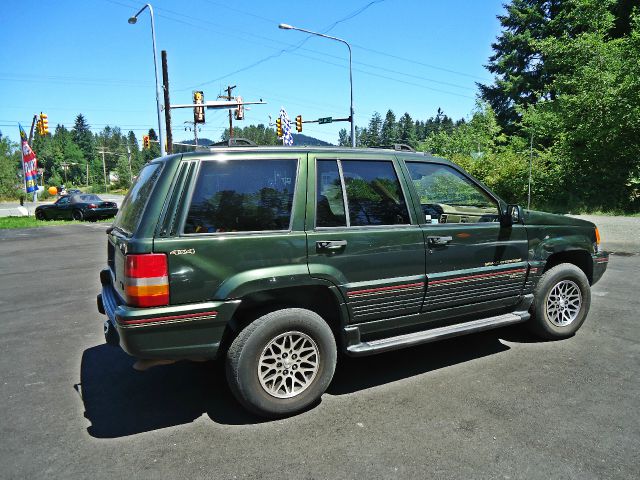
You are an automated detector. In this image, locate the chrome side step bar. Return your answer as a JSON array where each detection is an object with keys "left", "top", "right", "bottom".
[{"left": 345, "top": 296, "right": 532, "bottom": 356}]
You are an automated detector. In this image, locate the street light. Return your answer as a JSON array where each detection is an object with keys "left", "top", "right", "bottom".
[
  {"left": 128, "top": 4, "right": 166, "bottom": 157},
  {"left": 279, "top": 23, "right": 355, "bottom": 148}
]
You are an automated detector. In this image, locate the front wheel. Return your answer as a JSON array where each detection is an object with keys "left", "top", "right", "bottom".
[
  {"left": 35, "top": 210, "right": 46, "bottom": 221},
  {"left": 226, "top": 308, "right": 337, "bottom": 418},
  {"left": 528, "top": 263, "right": 591, "bottom": 339},
  {"left": 72, "top": 209, "right": 84, "bottom": 221}
]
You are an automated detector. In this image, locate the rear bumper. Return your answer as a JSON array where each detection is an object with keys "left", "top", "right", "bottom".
[
  {"left": 85, "top": 208, "right": 118, "bottom": 219},
  {"left": 592, "top": 251, "right": 609, "bottom": 285},
  {"left": 97, "top": 268, "right": 240, "bottom": 359}
]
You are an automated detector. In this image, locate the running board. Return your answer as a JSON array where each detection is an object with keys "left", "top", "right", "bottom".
[{"left": 346, "top": 310, "right": 530, "bottom": 356}]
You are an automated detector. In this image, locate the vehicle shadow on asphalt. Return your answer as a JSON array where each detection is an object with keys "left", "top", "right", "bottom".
[
  {"left": 78, "top": 344, "right": 259, "bottom": 438},
  {"left": 328, "top": 329, "right": 511, "bottom": 395},
  {"left": 79, "top": 328, "right": 519, "bottom": 437}
]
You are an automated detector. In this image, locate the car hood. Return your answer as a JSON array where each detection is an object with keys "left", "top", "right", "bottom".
[{"left": 523, "top": 209, "right": 594, "bottom": 228}]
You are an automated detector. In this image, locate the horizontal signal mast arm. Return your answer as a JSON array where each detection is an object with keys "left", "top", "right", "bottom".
[{"left": 169, "top": 100, "right": 267, "bottom": 110}]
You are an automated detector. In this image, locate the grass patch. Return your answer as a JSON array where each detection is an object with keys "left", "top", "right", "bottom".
[{"left": 0, "top": 216, "right": 112, "bottom": 229}]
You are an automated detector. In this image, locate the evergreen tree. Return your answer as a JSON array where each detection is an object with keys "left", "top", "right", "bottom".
[
  {"left": 72, "top": 114, "right": 94, "bottom": 165},
  {"left": 337, "top": 129, "right": 349, "bottom": 147},
  {"left": 397, "top": 113, "right": 417, "bottom": 146},
  {"left": 480, "top": 0, "right": 633, "bottom": 131},
  {"left": 366, "top": 112, "right": 383, "bottom": 147},
  {"left": 380, "top": 110, "right": 398, "bottom": 145}
]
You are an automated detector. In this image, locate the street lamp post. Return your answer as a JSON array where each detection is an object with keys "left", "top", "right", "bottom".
[
  {"left": 279, "top": 23, "right": 355, "bottom": 148},
  {"left": 128, "top": 4, "right": 166, "bottom": 157}
]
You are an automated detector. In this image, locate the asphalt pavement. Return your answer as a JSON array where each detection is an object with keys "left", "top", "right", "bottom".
[{"left": 0, "top": 224, "right": 638, "bottom": 479}]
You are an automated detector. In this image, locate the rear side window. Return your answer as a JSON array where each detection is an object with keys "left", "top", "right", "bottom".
[
  {"left": 113, "top": 163, "right": 162, "bottom": 236},
  {"left": 184, "top": 159, "right": 297, "bottom": 234},
  {"left": 341, "top": 160, "right": 410, "bottom": 226}
]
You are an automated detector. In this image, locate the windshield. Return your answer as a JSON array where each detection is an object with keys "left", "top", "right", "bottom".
[{"left": 112, "top": 163, "right": 163, "bottom": 236}]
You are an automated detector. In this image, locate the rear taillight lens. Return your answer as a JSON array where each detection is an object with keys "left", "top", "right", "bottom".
[
  {"left": 124, "top": 253, "right": 169, "bottom": 307},
  {"left": 88, "top": 203, "right": 97, "bottom": 209}
]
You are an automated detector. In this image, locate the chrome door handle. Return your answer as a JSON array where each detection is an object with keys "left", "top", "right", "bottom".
[
  {"left": 316, "top": 240, "right": 348, "bottom": 252},
  {"left": 427, "top": 236, "right": 453, "bottom": 246}
]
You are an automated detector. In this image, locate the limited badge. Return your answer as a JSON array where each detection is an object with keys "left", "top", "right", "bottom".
[{"left": 169, "top": 248, "right": 196, "bottom": 255}]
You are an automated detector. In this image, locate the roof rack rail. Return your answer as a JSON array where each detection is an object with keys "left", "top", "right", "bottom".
[
  {"left": 208, "top": 138, "right": 258, "bottom": 148},
  {"left": 372, "top": 143, "right": 416, "bottom": 152}
]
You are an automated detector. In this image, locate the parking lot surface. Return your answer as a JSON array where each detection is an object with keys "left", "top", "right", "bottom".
[{"left": 0, "top": 224, "right": 638, "bottom": 479}]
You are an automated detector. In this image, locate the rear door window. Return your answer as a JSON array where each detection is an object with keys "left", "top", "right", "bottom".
[
  {"left": 341, "top": 160, "right": 410, "bottom": 226},
  {"left": 113, "top": 162, "right": 163, "bottom": 236},
  {"left": 184, "top": 159, "right": 298, "bottom": 234}
]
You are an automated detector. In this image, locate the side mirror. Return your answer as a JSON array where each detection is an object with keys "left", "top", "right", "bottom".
[{"left": 500, "top": 204, "right": 522, "bottom": 227}]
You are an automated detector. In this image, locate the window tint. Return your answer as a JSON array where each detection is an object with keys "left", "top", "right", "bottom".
[
  {"left": 184, "top": 159, "right": 297, "bottom": 234},
  {"left": 406, "top": 162, "right": 499, "bottom": 224},
  {"left": 316, "top": 160, "right": 346, "bottom": 227},
  {"left": 72, "top": 194, "right": 101, "bottom": 203},
  {"left": 113, "top": 162, "right": 163, "bottom": 236},
  {"left": 341, "top": 160, "right": 409, "bottom": 226},
  {"left": 56, "top": 197, "right": 70, "bottom": 205}
]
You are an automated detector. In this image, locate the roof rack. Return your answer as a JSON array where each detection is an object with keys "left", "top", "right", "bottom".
[
  {"left": 371, "top": 143, "right": 416, "bottom": 152},
  {"left": 207, "top": 138, "right": 258, "bottom": 148}
]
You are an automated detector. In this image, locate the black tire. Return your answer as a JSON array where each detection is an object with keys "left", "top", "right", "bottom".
[
  {"left": 226, "top": 308, "right": 337, "bottom": 418},
  {"left": 528, "top": 263, "right": 591, "bottom": 339},
  {"left": 72, "top": 209, "right": 83, "bottom": 221},
  {"left": 35, "top": 210, "right": 46, "bottom": 221}
]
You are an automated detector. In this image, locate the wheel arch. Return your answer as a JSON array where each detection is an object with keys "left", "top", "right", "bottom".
[
  {"left": 543, "top": 249, "right": 593, "bottom": 284},
  {"left": 217, "top": 284, "right": 348, "bottom": 358}
]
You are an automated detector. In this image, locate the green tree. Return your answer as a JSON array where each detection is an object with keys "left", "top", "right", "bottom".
[
  {"left": 337, "top": 128, "right": 349, "bottom": 146},
  {"left": 0, "top": 134, "right": 22, "bottom": 198},
  {"left": 72, "top": 114, "right": 94, "bottom": 165},
  {"left": 366, "top": 112, "right": 383, "bottom": 147},
  {"left": 397, "top": 113, "right": 417, "bottom": 146},
  {"left": 380, "top": 110, "right": 398, "bottom": 145},
  {"left": 522, "top": 4, "right": 640, "bottom": 210}
]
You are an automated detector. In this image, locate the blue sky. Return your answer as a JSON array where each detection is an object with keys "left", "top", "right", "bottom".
[{"left": 0, "top": 0, "right": 505, "bottom": 147}]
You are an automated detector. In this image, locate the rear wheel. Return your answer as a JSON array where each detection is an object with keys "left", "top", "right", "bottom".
[
  {"left": 72, "top": 209, "right": 83, "bottom": 221},
  {"left": 226, "top": 308, "right": 337, "bottom": 418},
  {"left": 528, "top": 263, "right": 591, "bottom": 339}
]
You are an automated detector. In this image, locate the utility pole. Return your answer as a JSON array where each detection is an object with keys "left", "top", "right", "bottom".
[
  {"left": 126, "top": 144, "right": 133, "bottom": 183},
  {"left": 28, "top": 115, "right": 38, "bottom": 145},
  {"left": 184, "top": 121, "right": 199, "bottom": 146},
  {"left": 97, "top": 147, "right": 108, "bottom": 193},
  {"left": 218, "top": 85, "right": 236, "bottom": 140},
  {"left": 161, "top": 50, "right": 173, "bottom": 154}
]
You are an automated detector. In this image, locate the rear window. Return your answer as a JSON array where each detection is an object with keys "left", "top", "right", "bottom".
[
  {"left": 113, "top": 163, "right": 163, "bottom": 235},
  {"left": 184, "top": 159, "right": 297, "bottom": 234},
  {"left": 71, "top": 194, "right": 101, "bottom": 203}
]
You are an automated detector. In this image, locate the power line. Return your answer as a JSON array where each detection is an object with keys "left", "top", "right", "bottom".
[{"left": 102, "top": 0, "right": 484, "bottom": 93}]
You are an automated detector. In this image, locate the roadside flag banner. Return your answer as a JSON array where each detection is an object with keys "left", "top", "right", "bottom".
[
  {"left": 280, "top": 108, "right": 294, "bottom": 146},
  {"left": 19, "top": 124, "right": 38, "bottom": 193}
]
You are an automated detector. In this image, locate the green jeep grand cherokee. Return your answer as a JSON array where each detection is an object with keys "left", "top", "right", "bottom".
[{"left": 97, "top": 147, "right": 609, "bottom": 417}]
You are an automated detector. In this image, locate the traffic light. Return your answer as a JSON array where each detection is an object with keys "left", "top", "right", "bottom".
[
  {"left": 275, "top": 118, "right": 282, "bottom": 137},
  {"left": 193, "top": 90, "right": 205, "bottom": 124},
  {"left": 36, "top": 119, "right": 43, "bottom": 136},
  {"left": 143, "top": 135, "right": 150, "bottom": 149},
  {"left": 40, "top": 113, "right": 49, "bottom": 135},
  {"left": 295, "top": 115, "right": 302, "bottom": 133}
]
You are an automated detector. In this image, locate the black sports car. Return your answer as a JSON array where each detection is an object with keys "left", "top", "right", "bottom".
[{"left": 35, "top": 194, "right": 118, "bottom": 221}]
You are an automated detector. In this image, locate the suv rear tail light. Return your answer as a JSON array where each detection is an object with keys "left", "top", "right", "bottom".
[{"left": 124, "top": 253, "right": 169, "bottom": 307}]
